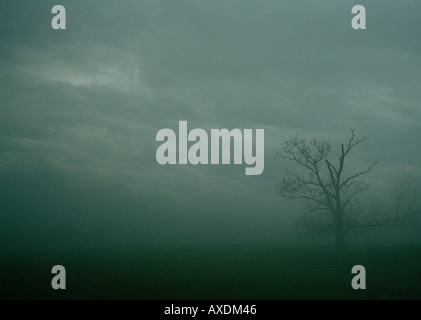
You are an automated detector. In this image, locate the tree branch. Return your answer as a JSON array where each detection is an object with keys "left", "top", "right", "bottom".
[{"left": 340, "top": 161, "right": 377, "bottom": 189}]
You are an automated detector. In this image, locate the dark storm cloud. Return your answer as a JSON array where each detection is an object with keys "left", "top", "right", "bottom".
[{"left": 1, "top": 0, "right": 421, "bottom": 247}]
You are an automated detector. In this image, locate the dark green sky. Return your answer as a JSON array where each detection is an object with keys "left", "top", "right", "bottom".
[{"left": 1, "top": 0, "right": 421, "bottom": 248}]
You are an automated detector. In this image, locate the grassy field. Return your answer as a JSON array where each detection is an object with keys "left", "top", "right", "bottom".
[{"left": 1, "top": 245, "right": 421, "bottom": 300}]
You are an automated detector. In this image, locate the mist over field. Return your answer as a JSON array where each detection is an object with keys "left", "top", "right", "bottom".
[{"left": 1, "top": 0, "right": 421, "bottom": 299}]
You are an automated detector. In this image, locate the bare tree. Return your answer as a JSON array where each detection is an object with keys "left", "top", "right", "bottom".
[
  {"left": 393, "top": 182, "right": 410, "bottom": 222},
  {"left": 275, "top": 129, "right": 377, "bottom": 247},
  {"left": 390, "top": 181, "right": 418, "bottom": 227}
]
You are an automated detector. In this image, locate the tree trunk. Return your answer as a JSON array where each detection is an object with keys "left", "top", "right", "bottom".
[
  {"left": 335, "top": 232, "right": 345, "bottom": 248},
  {"left": 334, "top": 216, "right": 346, "bottom": 248}
]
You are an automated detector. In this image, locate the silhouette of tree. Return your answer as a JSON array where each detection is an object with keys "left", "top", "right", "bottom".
[
  {"left": 389, "top": 181, "right": 419, "bottom": 227},
  {"left": 275, "top": 129, "right": 377, "bottom": 247}
]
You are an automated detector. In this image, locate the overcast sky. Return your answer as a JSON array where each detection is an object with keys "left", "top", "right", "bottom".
[{"left": 1, "top": 0, "right": 421, "bottom": 248}]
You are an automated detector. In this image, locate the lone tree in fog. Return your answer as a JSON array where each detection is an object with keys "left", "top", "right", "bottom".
[{"left": 275, "top": 129, "right": 377, "bottom": 247}]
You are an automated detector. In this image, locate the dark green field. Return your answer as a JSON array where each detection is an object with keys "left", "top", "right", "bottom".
[{"left": 1, "top": 245, "right": 421, "bottom": 300}]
